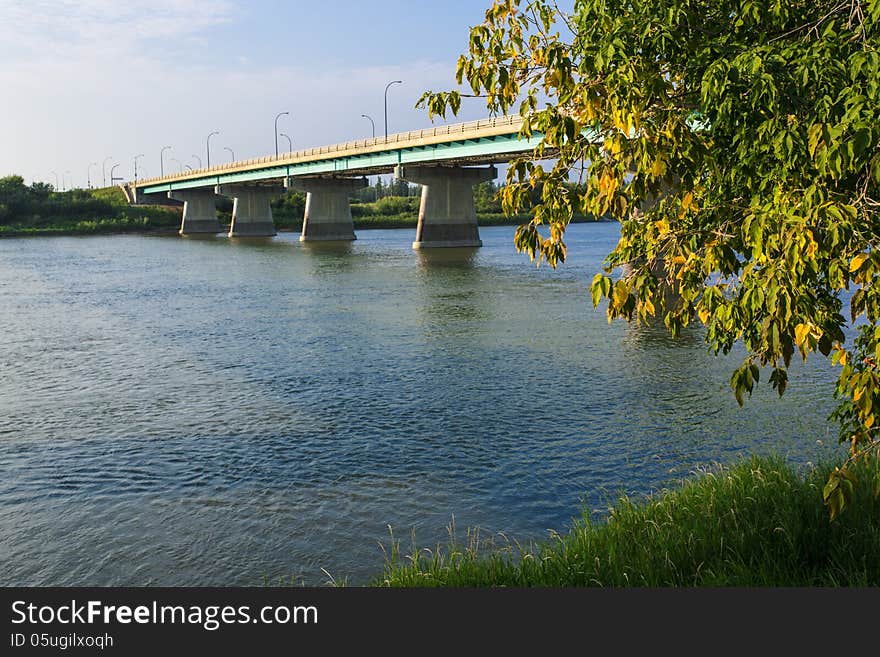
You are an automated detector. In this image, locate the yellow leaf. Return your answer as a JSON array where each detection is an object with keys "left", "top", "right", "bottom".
[
  {"left": 866, "top": 414, "right": 875, "bottom": 429},
  {"left": 681, "top": 192, "right": 693, "bottom": 211},
  {"left": 642, "top": 299, "right": 655, "bottom": 316},
  {"left": 650, "top": 158, "right": 667, "bottom": 177},
  {"left": 802, "top": 230, "right": 816, "bottom": 258},
  {"left": 794, "top": 323, "right": 811, "bottom": 347},
  {"left": 698, "top": 308, "right": 710, "bottom": 324},
  {"left": 655, "top": 219, "right": 670, "bottom": 235},
  {"left": 673, "top": 255, "right": 687, "bottom": 265},
  {"left": 850, "top": 253, "right": 868, "bottom": 272}
]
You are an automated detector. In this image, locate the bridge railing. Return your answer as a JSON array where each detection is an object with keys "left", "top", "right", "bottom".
[{"left": 136, "top": 114, "right": 525, "bottom": 187}]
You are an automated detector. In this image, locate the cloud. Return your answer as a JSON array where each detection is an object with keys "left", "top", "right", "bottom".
[
  {"left": 0, "top": 0, "right": 234, "bottom": 62},
  {"left": 0, "top": 2, "right": 487, "bottom": 182}
]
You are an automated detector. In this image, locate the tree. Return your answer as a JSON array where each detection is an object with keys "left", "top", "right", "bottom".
[
  {"left": 474, "top": 180, "right": 502, "bottom": 213},
  {"left": 419, "top": 0, "right": 880, "bottom": 517}
]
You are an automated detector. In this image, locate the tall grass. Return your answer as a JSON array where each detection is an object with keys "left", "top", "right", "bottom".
[
  {"left": 89, "top": 186, "right": 129, "bottom": 205},
  {"left": 375, "top": 456, "right": 880, "bottom": 586}
]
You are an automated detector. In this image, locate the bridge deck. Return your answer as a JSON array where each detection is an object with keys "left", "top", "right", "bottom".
[{"left": 136, "top": 115, "right": 544, "bottom": 195}]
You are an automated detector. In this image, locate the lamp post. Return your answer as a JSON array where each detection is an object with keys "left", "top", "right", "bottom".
[
  {"left": 102, "top": 156, "right": 113, "bottom": 187},
  {"left": 206, "top": 131, "right": 219, "bottom": 168},
  {"left": 184, "top": 165, "right": 193, "bottom": 171},
  {"left": 192, "top": 155, "right": 202, "bottom": 169},
  {"left": 64, "top": 170, "right": 71, "bottom": 191},
  {"left": 274, "top": 111, "right": 289, "bottom": 157},
  {"left": 87, "top": 162, "right": 97, "bottom": 189},
  {"left": 109, "top": 163, "right": 121, "bottom": 185},
  {"left": 160, "top": 146, "right": 172, "bottom": 177},
  {"left": 224, "top": 147, "right": 235, "bottom": 162},
  {"left": 384, "top": 80, "right": 402, "bottom": 138},
  {"left": 361, "top": 114, "right": 376, "bottom": 138},
  {"left": 171, "top": 157, "right": 183, "bottom": 173},
  {"left": 280, "top": 132, "right": 292, "bottom": 154},
  {"left": 133, "top": 154, "right": 144, "bottom": 184},
  {"left": 50, "top": 170, "right": 59, "bottom": 191}
]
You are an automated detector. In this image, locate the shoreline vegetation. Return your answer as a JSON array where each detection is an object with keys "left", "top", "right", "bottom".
[
  {"left": 374, "top": 455, "right": 880, "bottom": 587},
  {"left": 0, "top": 175, "right": 601, "bottom": 238}
]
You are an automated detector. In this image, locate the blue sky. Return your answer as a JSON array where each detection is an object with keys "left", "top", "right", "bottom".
[{"left": 0, "top": 1, "right": 501, "bottom": 187}]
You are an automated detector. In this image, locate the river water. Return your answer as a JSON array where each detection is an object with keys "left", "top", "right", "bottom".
[{"left": 0, "top": 223, "right": 842, "bottom": 585}]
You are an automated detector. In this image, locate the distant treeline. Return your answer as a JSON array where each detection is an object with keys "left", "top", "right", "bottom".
[{"left": 0, "top": 175, "right": 180, "bottom": 235}]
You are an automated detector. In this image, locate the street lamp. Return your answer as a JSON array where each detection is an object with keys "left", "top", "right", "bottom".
[
  {"left": 133, "top": 154, "right": 144, "bottom": 184},
  {"left": 206, "top": 131, "right": 219, "bottom": 168},
  {"left": 280, "top": 132, "right": 292, "bottom": 154},
  {"left": 274, "top": 111, "right": 289, "bottom": 157},
  {"left": 384, "top": 80, "right": 403, "bottom": 138},
  {"left": 50, "top": 170, "right": 59, "bottom": 191},
  {"left": 171, "top": 157, "right": 183, "bottom": 173},
  {"left": 192, "top": 155, "right": 202, "bottom": 169},
  {"left": 361, "top": 114, "right": 376, "bottom": 138},
  {"left": 102, "top": 156, "right": 113, "bottom": 187},
  {"left": 64, "top": 170, "right": 71, "bottom": 191},
  {"left": 224, "top": 147, "right": 235, "bottom": 162},
  {"left": 109, "top": 163, "right": 121, "bottom": 185},
  {"left": 87, "top": 162, "right": 98, "bottom": 189},
  {"left": 160, "top": 146, "right": 172, "bottom": 177}
]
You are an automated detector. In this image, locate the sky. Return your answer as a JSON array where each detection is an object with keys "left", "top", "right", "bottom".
[{"left": 0, "top": 0, "right": 504, "bottom": 188}]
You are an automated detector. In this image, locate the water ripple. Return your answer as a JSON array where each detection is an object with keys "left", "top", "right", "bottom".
[{"left": 0, "top": 226, "right": 841, "bottom": 585}]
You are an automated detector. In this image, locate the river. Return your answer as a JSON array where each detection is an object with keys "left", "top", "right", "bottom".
[{"left": 0, "top": 223, "right": 841, "bottom": 585}]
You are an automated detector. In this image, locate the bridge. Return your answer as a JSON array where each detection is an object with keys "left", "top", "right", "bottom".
[{"left": 128, "top": 114, "right": 545, "bottom": 248}]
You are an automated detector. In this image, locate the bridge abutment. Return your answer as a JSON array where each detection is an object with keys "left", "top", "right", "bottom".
[
  {"left": 395, "top": 165, "right": 496, "bottom": 249},
  {"left": 169, "top": 190, "right": 222, "bottom": 235},
  {"left": 217, "top": 184, "right": 282, "bottom": 237},
  {"left": 288, "top": 177, "right": 366, "bottom": 241}
]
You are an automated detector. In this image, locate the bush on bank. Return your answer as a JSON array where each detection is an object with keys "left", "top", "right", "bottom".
[
  {"left": 0, "top": 175, "right": 180, "bottom": 235},
  {"left": 375, "top": 456, "right": 880, "bottom": 586}
]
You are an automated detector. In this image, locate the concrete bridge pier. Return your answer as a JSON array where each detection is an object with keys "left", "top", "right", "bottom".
[
  {"left": 169, "top": 190, "right": 223, "bottom": 235},
  {"left": 287, "top": 177, "right": 367, "bottom": 241},
  {"left": 395, "top": 165, "right": 496, "bottom": 249},
  {"left": 217, "top": 184, "right": 283, "bottom": 237}
]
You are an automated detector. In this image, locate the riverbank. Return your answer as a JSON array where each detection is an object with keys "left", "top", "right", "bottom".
[
  {"left": 0, "top": 179, "right": 182, "bottom": 237},
  {"left": 374, "top": 455, "right": 880, "bottom": 586}
]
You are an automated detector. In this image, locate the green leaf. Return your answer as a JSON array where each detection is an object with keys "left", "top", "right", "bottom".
[{"left": 590, "top": 273, "right": 605, "bottom": 307}]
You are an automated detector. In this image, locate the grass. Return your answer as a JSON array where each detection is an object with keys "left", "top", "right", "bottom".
[
  {"left": 374, "top": 455, "right": 880, "bottom": 586},
  {"left": 0, "top": 209, "right": 181, "bottom": 236},
  {"left": 0, "top": 184, "right": 182, "bottom": 236}
]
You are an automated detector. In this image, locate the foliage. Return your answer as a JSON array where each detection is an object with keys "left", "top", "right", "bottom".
[
  {"left": 419, "top": 0, "right": 880, "bottom": 515},
  {"left": 352, "top": 195, "right": 420, "bottom": 217},
  {"left": 270, "top": 191, "right": 306, "bottom": 219},
  {"left": 0, "top": 175, "right": 179, "bottom": 231},
  {"left": 376, "top": 455, "right": 880, "bottom": 586},
  {"left": 89, "top": 186, "right": 129, "bottom": 206},
  {"left": 474, "top": 181, "right": 503, "bottom": 213}
]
